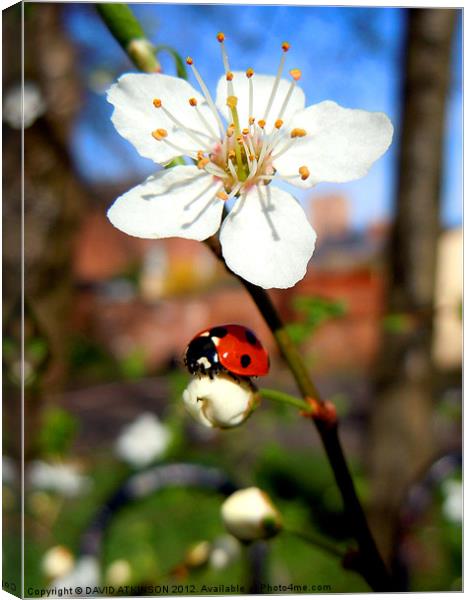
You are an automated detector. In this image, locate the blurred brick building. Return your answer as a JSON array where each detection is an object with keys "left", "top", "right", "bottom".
[{"left": 70, "top": 190, "right": 460, "bottom": 377}]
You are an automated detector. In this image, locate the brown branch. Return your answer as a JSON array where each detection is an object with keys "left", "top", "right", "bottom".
[{"left": 205, "top": 236, "right": 395, "bottom": 592}]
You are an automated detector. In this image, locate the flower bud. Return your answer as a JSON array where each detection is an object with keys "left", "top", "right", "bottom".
[
  {"left": 221, "top": 487, "right": 282, "bottom": 541},
  {"left": 183, "top": 374, "right": 259, "bottom": 429}
]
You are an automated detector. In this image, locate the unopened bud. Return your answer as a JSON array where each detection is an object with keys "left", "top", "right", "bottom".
[{"left": 221, "top": 488, "right": 282, "bottom": 541}]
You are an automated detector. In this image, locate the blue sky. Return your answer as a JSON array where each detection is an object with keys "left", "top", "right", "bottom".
[{"left": 64, "top": 4, "right": 462, "bottom": 230}]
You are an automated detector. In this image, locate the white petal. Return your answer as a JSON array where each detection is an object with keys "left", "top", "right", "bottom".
[
  {"left": 215, "top": 72, "right": 305, "bottom": 132},
  {"left": 107, "top": 166, "right": 224, "bottom": 241},
  {"left": 274, "top": 100, "right": 394, "bottom": 188},
  {"left": 108, "top": 73, "right": 219, "bottom": 164},
  {"left": 220, "top": 186, "right": 316, "bottom": 289}
]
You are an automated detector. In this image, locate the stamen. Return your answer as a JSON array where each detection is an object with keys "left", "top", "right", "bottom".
[
  {"left": 155, "top": 100, "right": 211, "bottom": 149},
  {"left": 217, "top": 32, "right": 235, "bottom": 97},
  {"left": 242, "top": 128, "right": 250, "bottom": 136},
  {"left": 197, "top": 157, "right": 210, "bottom": 169},
  {"left": 204, "top": 162, "right": 228, "bottom": 178},
  {"left": 275, "top": 119, "right": 283, "bottom": 129},
  {"left": 189, "top": 97, "right": 218, "bottom": 139},
  {"left": 275, "top": 69, "right": 302, "bottom": 123},
  {"left": 258, "top": 119, "right": 266, "bottom": 129},
  {"left": 151, "top": 128, "right": 168, "bottom": 140},
  {"left": 263, "top": 43, "right": 289, "bottom": 123},
  {"left": 291, "top": 128, "right": 307, "bottom": 138},
  {"left": 249, "top": 117, "right": 255, "bottom": 125},
  {"left": 226, "top": 125, "right": 235, "bottom": 137},
  {"left": 217, "top": 190, "right": 229, "bottom": 200},
  {"left": 299, "top": 166, "right": 310, "bottom": 181},
  {"left": 227, "top": 158, "right": 238, "bottom": 181},
  {"left": 290, "top": 68, "right": 302, "bottom": 81},
  {"left": 246, "top": 69, "right": 254, "bottom": 124},
  {"left": 187, "top": 59, "right": 225, "bottom": 136}
]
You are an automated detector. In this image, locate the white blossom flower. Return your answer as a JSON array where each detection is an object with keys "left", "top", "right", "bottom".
[
  {"left": 42, "top": 546, "right": 75, "bottom": 580},
  {"left": 107, "top": 34, "right": 393, "bottom": 289},
  {"left": 221, "top": 487, "right": 282, "bottom": 541},
  {"left": 115, "top": 412, "right": 171, "bottom": 468},
  {"left": 183, "top": 374, "right": 259, "bottom": 429},
  {"left": 28, "top": 460, "right": 92, "bottom": 497}
]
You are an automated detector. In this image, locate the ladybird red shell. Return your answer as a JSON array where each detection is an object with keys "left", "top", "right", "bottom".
[{"left": 185, "top": 324, "right": 269, "bottom": 378}]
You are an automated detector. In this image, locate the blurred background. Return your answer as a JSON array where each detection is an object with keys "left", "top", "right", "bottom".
[{"left": 3, "top": 3, "right": 462, "bottom": 594}]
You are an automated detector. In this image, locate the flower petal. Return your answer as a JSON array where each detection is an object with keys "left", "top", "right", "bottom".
[
  {"left": 220, "top": 185, "right": 316, "bottom": 289},
  {"left": 108, "top": 73, "right": 219, "bottom": 164},
  {"left": 273, "top": 100, "right": 394, "bottom": 188},
  {"left": 215, "top": 72, "right": 305, "bottom": 132},
  {"left": 107, "top": 165, "right": 224, "bottom": 241}
]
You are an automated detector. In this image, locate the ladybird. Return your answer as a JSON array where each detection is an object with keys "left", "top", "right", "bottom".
[{"left": 184, "top": 324, "right": 269, "bottom": 378}]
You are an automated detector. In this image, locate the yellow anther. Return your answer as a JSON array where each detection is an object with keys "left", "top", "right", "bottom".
[
  {"left": 217, "top": 32, "right": 225, "bottom": 43},
  {"left": 281, "top": 42, "right": 290, "bottom": 52},
  {"left": 197, "top": 158, "right": 210, "bottom": 169},
  {"left": 151, "top": 128, "right": 168, "bottom": 141},
  {"left": 291, "top": 128, "right": 307, "bottom": 138},
  {"left": 228, "top": 150, "right": 236, "bottom": 160},
  {"left": 249, "top": 117, "right": 255, "bottom": 125},
  {"left": 197, "top": 150, "right": 205, "bottom": 160},
  {"left": 186, "top": 56, "right": 193, "bottom": 65},
  {"left": 275, "top": 119, "right": 283, "bottom": 129},
  {"left": 226, "top": 95, "right": 238, "bottom": 109},
  {"left": 249, "top": 154, "right": 255, "bottom": 161},
  {"left": 246, "top": 68, "right": 254, "bottom": 78},
  {"left": 299, "top": 166, "right": 310, "bottom": 181},
  {"left": 236, "top": 135, "right": 243, "bottom": 144},
  {"left": 258, "top": 119, "right": 266, "bottom": 129},
  {"left": 226, "top": 125, "right": 235, "bottom": 137},
  {"left": 242, "top": 128, "right": 249, "bottom": 136},
  {"left": 290, "top": 68, "right": 302, "bottom": 81},
  {"left": 226, "top": 71, "right": 234, "bottom": 81},
  {"left": 153, "top": 98, "right": 162, "bottom": 108},
  {"left": 216, "top": 190, "right": 229, "bottom": 201},
  {"left": 189, "top": 97, "right": 198, "bottom": 106}
]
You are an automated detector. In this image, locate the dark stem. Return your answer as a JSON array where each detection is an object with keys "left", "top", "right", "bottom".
[{"left": 205, "top": 236, "right": 395, "bottom": 592}]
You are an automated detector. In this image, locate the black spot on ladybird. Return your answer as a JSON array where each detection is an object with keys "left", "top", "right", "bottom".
[
  {"left": 210, "top": 326, "right": 228, "bottom": 338},
  {"left": 245, "top": 329, "right": 258, "bottom": 346},
  {"left": 240, "top": 354, "right": 251, "bottom": 368}
]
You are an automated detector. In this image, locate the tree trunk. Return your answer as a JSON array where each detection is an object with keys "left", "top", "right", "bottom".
[{"left": 367, "top": 8, "right": 456, "bottom": 566}]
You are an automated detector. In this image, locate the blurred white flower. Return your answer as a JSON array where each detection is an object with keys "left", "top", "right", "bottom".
[
  {"left": 442, "top": 480, "right": 462, "bottom": 523},
  {"left": 28, "top": 461, "right": 92, "bottom": 497},
  {"left": 3, "top": 81, "right": 46, "bottom": 129},
  {"left": 50, "top": 555, "right": 100, "bottom": 593},
  {"left": 183, "top": 374, "right": 258, "bottom": 429},
  {"left": 105, "top": 559, "right": 131, "bottom": 586},
  {"left": 115, "top": 412, "right": 171, "bottom": 468},
  {"left": 184, "top": 540, "right": 211, "bottom": 568},
  {"left": 221, "top": 487, "right": 282, "bottom": 541},
  {"left": 42, "top": 545, "right": 75, "bottom": 580},
  {"left": 209, "top": 535, "right": 241, "bottom": 570},
  {"left": 106, "top": 36, "right": 392, "bottom": 289}
]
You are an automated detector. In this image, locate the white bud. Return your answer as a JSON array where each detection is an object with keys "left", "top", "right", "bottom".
[
  {"left": 42, "top": 546, "right": 75, "bottom": 580},
  {"left": 183, "top": 374, "right": 259, "bottom": 429},
  {"left": 221, "top": 487, "right": 282, "bottom": 542}
]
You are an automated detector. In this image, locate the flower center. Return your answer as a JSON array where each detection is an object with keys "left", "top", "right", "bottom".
[{"left": 150, "top": 33, "right": 311, "bottom": 198}]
